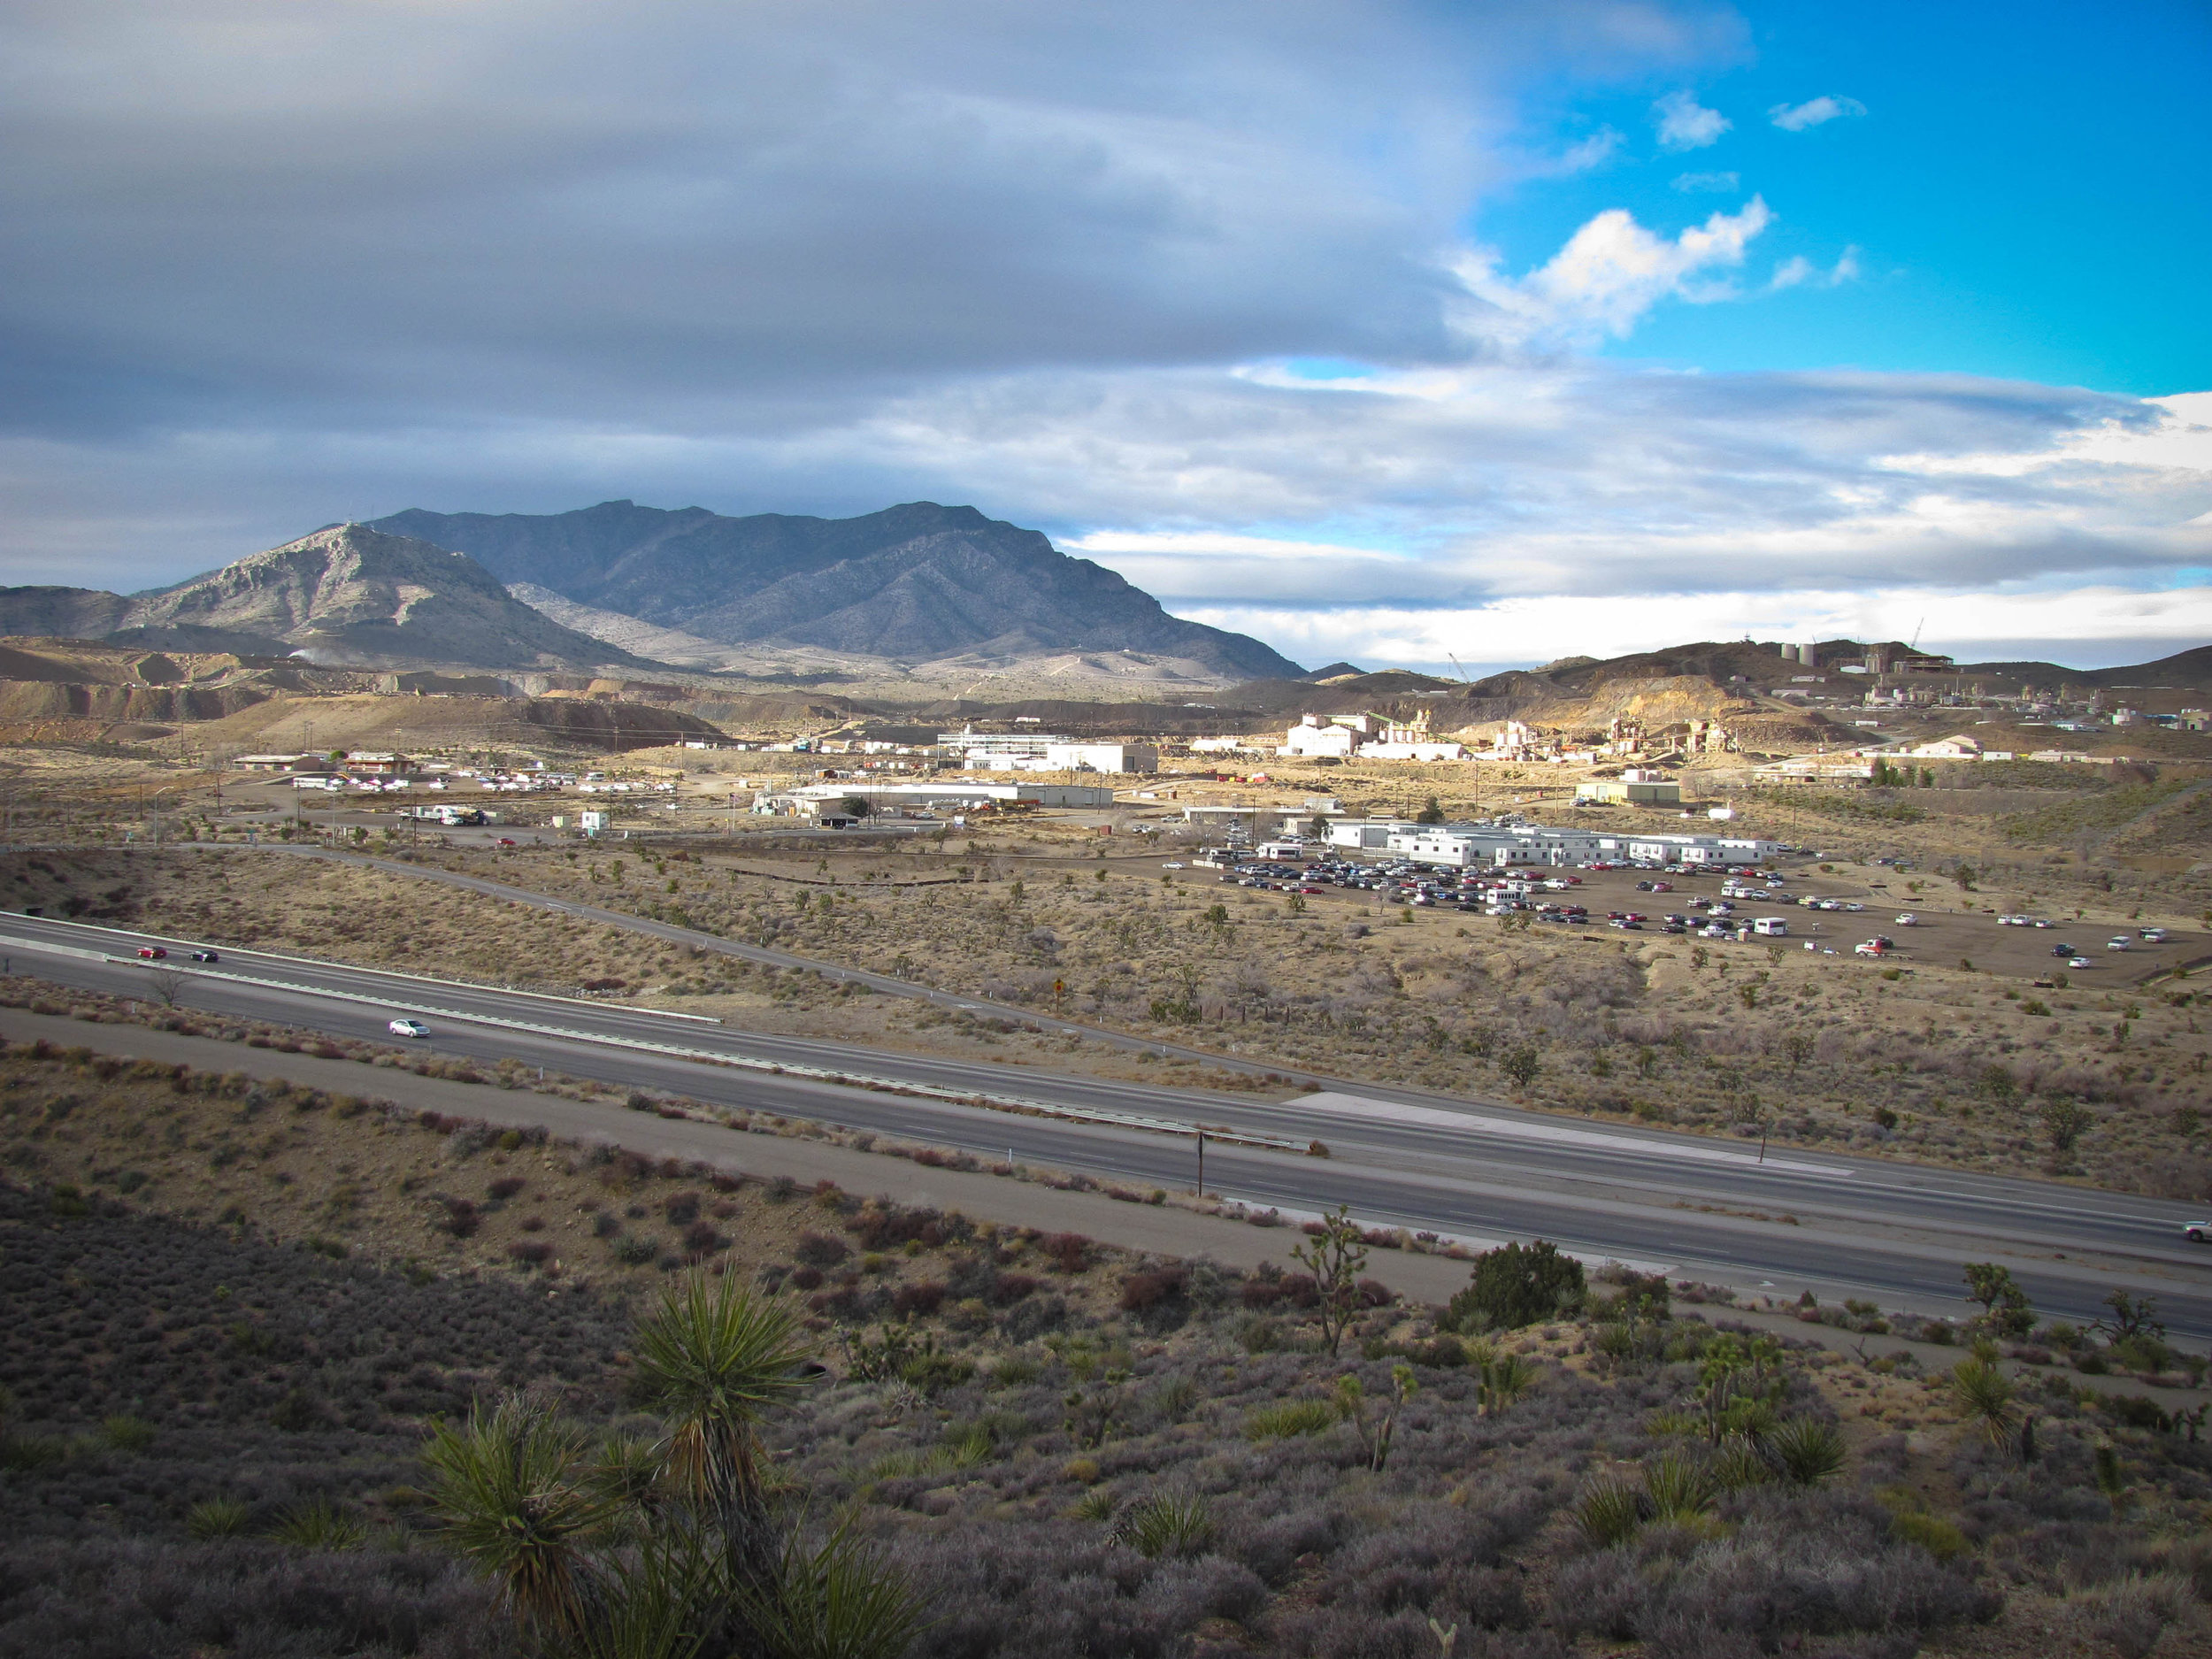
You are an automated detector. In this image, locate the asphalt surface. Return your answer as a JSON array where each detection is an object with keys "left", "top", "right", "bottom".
[{"left": 4, "top": 902, "right": 2209, "bottom": 1343}]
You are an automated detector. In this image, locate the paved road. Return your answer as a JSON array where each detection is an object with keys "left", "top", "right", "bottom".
[{"left": 5, "top": 905, "right": 2209, "bottom": 1341}]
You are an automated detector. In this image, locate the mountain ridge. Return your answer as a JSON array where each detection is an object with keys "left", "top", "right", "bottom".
[{"left": 368, "top": 500, "right": 1303, "bottom": 680}]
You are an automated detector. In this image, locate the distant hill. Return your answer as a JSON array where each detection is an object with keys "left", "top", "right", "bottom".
[
  {"left": 0, "top": 526, "right": 634, "bottom": 671},
  {"left": 368, "top": 500, "right": 1303, "bottom": 682}
]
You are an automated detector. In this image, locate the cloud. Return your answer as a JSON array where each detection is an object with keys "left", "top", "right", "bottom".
[
  {"left": 1455, "top": 198, "right": 1773, "bottom": 345},
  {"left": 1654, "top": 89, "right": 1730, "bottom": 150},
  {"left": 1555, "top": 127, "right": 1624, "bottom": 172},
  {"left": 1770, "top": 247, "right": 1861, "bottom": 290},
  {"left": 1770, "top": 95, "right": 1867, "bottom": 132},
  {"left": 1671, "top": 170, "right": 1740, "bottom": 192},
  {"left": 1177, "top": 584, "right": 2212, "bottom": 675}
]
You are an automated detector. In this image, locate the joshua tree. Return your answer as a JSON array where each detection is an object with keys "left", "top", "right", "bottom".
[
  {"left": 423, "top": 1275, "right": 918, "bottom": 1659},
  {"left": 1290, "top": 1204, "right": 1369, "bottom": 1357}
]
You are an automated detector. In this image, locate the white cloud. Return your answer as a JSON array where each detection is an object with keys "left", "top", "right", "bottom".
[
  {"left": 1770, "top": 246, "right": 1861, "bottom": 291},
  {"left": 1654, "top": 89, "right": 1730, "bottom": 150},
  {"left": 1671, "top": 170, "right": 1740, "bottom": 192},
  {"left": 1555, "top": 127, "right": 1624, "bottom": 172},
  {"left": 1770, "top": 95, "right": 1867, "bottom": 132},
  {"left": 1176, "top": 584, "right": 2212, "bottom": 675},
  {"left": 1455, "top": 198, "right": 1772, "bottom": 345}
]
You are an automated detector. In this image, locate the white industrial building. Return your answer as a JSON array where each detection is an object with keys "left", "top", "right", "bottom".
[
  {"left": 973, "top": 741, "right": 1158, "bottom": 773},
  {"left": 759, "top": 780, "right": 1117, "bottom": 817},
  {"left": 1318, "top": 818, "right": 1778, "bottom": 869}
]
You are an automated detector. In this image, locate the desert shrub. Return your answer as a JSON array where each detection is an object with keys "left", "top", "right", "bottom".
[
  {"left": 1890, "top": 1509, "right": 1970, "bottom": 1563},
  {"left": 1112, "top": 1492, "right": 1217, "bottom": 1559},
  {"left": 266, "top": 1496, "right": 367, "bottom": 1549},
  {"left": 794, "top": 1231, "right": 850, "bottom": 1268},
  {"left": 891, "top": 1281, "right": 947, "bottom": 1317},
  {"left": 184, "top": 1497, "right": 250, "bottom": 1540},
  {"left": 1448, "top": 1240, "right": 1585, "bottom": 1333},
  {"left": 1118, "top": 1265, "right": 1187, "bottom": 1312},
  {"left": 484, "top": 1177, "right": 525, "bottom": 1202},
  {"left": 615, "top": 1235, "right": 659, "bottom": 1265},
  {"left": 680, "top": 1221, "right": 725, "bottom": 1256},
  {"left": 506, "top": 1240, "right": 553, "bottom": 1266},
  {"left": 1041, "top": 1233, "right": 1092, "bottom": 1273},
  {"left": 0, "top": 1536, "right": 515, "bottom": 1657},
  {"left": 101, "top": 1413, "right": 156, "bottom": 1453},
  {"left": 1765, "top": 1416, "right": 1847, "bottom": 1486},
  {"left": 1575, "top": 1479, "right": 1645, "bottom": 1548},
  {"left": 1245, "top": 1399, "right": 1339, "bottom": 1440}
]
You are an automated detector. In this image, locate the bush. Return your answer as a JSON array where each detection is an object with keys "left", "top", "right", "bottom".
[
  {"left": 1448, "top": 1240, "right": 1586, "bottom": 1332},
  {"left": 1575, "top": 1479, "right": 1644, "bottom": 1548},
  {"left": 1764, "top": 1416, "right": 1847, "bottom": 1486},
  {"left": 266, "top": 1496, "right": 366, "bottom": 1550},
  {"left": 1111, "top": 1493, "right": 1217, "bottom": 1559},
  {"left": 100, "top": 1414, "right": 155, "bottom": 1453},
  {"left": 1244, "top": 1399, "right": 1339, "bottom": 1440},
  {"left": 795, "top": 1231, "right": 850, "bottom": 1268},
  {"left": 184, "top": 1497, "right": 250, "bottom": 1539},
  {"left": 1890, "top": 1509, "right": 1970, "bottom": 1562}
]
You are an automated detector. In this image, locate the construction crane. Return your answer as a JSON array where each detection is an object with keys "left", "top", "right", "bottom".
[{"left": 1446, "top": 653, "right": 1474, "bottom": 683}]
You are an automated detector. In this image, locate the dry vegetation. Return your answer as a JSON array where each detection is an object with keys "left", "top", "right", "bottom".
[
  {"left": 6, "top": 1046, "right": 2212, "bottom": 1658},
  {"left": 7, "top": 833, "right": 2211, "bottom": 1202}
]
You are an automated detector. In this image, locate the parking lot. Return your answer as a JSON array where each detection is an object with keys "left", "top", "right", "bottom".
[{"left": 1193, "top": 848, "right": 2207, "bottom": 985}]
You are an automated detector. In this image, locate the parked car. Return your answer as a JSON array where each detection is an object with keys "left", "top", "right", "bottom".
[
  {"left": 190, "top": 949, "right": 219, "bottom": 963},
  {"left": 388, "top": 1018, "right": 430, "bottom": 1039},
  {"left": 2107, "top": 937, "right": 2132, "bottom": 952},
  {"left": 1893, "top": 913, "right": 1917, "bottom": 926},
  {"left": 2051, "top": 944, "right": 2078, "bottom": 957},
  {"left": 2068, "top": 956, "right": 2094, "bottom": 970},
  {"left": 135, "top": 945, "right": 167, "bottom": 960}
]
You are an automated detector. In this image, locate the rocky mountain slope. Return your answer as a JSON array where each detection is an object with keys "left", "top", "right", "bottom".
[
  {"left": 368, "top": 500, "right": 1303, "bottom": 681},
  {"left": 0, "top": 526, "right": 634, "bottom": 670}
]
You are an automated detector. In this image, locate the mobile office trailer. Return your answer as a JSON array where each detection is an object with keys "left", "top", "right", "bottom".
[{"left": 1752, "top": 916, "right": 1790, "bottom": 936}]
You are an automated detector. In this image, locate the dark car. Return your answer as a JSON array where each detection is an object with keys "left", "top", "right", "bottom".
[
  {"left": 190, "top": 949, "right": 219, "bottom": 963},
  {"left": 2051, "top": 943, "right": 2076, "bottom": 957}
]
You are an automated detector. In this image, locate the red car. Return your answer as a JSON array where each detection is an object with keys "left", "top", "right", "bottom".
[
  {"left": 135, "top": 945, "right": 167, "bottom": 960},
  {"left": 495, "top": 837, "right": 518, "bottom": 847}
]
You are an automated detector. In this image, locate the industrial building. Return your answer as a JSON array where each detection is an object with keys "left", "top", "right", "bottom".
[{"left": 758, "top": 780, "right": 1118, "bottom": 818}]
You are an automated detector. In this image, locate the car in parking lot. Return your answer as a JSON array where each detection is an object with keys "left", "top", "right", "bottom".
[
  {"left": 1894, "top": 913, "right": 1917, "bottom": 926},
  {"left": 388, "top": 1018, "right": 431, "bottom": 1039},
  {"left": 2108, "top": 937, "right": 2132, "bottom": 952},
  {"left": 2068, "top": 956, "right": 2094, "bottom": 970},
  {"left": 2051, "top": 943, "right": 2077, "bottom": 957}
]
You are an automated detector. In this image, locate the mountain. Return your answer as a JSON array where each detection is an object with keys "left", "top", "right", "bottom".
[
  {"left": 366, "top": 500, "right": 1303, "bottom": 680},
  {"left": 0, "top": 525, "right": 633, "bottom": 670}
]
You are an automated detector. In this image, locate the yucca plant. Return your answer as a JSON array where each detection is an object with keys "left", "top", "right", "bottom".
[
  {"left": 1947, "top": 1357, "right": 2021, "bottom": 1449},
  {"left": 1242, "top": 1398, "right": 1338, "bottom": 1440},
  {"left": 737, "top": 1521, "right": 927, "bottom": 1659},
  {"left": 633, "top": 1277, "right": 814, "bottom": 1550},
  {"left": 1111, "top": 1493, "right": 1217, "bottom": 1559},
  {"left": 267, "top": 1496, "right": 367, "bottom": 1550},
  {"left": 1071, "top": 1486, "right": 1117, "bottom": 1523},
  {"left": 185, "top": 1496, "right": 250, "bottom": 1540},
  {"left": 423, "top": 1394, "right": 608, "bottom": 1644},
  {"left": 1476, "top": 1352, "right": 1538, "bottom": 1417},
  {"left": 1709, "top": 1434, "right": 1770, "bottom": 1494},
  {"left": 1641, "top": 1449, "right": 1717, "bottom": 1523},
  {"left": 1573, "top": 1477, "right": 1644, "bottom": 1548},
  {"left": 1764, "top": 1416, "right": 1848, "bottom": 1486}
]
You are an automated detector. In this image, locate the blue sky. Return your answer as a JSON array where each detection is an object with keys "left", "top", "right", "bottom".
[
  {"left": 0, "top": 0, "right": 2205, "bottom": 672},
  {"left": 1481, "top": 0, "right": 2211, "bottom": 396}
]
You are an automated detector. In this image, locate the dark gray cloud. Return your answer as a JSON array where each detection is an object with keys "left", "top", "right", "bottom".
[{"left": 0, "top": 0, "right": 2200, "bottom": 674}]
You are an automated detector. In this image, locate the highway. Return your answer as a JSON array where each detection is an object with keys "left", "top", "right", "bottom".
[{"left": 4, "top": 905, "right": 2209, "bottom": 1342}]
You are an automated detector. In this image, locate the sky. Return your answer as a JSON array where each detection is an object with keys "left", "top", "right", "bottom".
[{"left": 2, "top": 0, "right": 2208, "bottom": 673}]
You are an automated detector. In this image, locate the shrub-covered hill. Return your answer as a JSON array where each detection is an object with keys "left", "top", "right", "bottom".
[{"left": 5, "top": 1044, "right": 2212, "bottom": 1655}]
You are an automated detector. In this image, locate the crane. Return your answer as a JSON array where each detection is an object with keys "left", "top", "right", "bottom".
[{"left": 1446, "top": 653, "right": 1473, "bottom": 684}]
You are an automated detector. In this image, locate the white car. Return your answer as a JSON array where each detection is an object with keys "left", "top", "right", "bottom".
[
  {"left": 2187, "top": 1221, "right": 2209, "bottom": 1243},
  {"left": 1160, "top": 861, "right": 1185, "bottom": 869},
  {"left": 388, "top": 1018, "right": 430, "bottom": 1039},
  {"left": 2107, "top": 938, "right": 2131, "bottom": 952},
  {"left": 2067, "top": 956, "right": 2094, "bottom": 970},
  {"left": 1894, "top": 913, "right": 1918, "bottom": 926}
]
